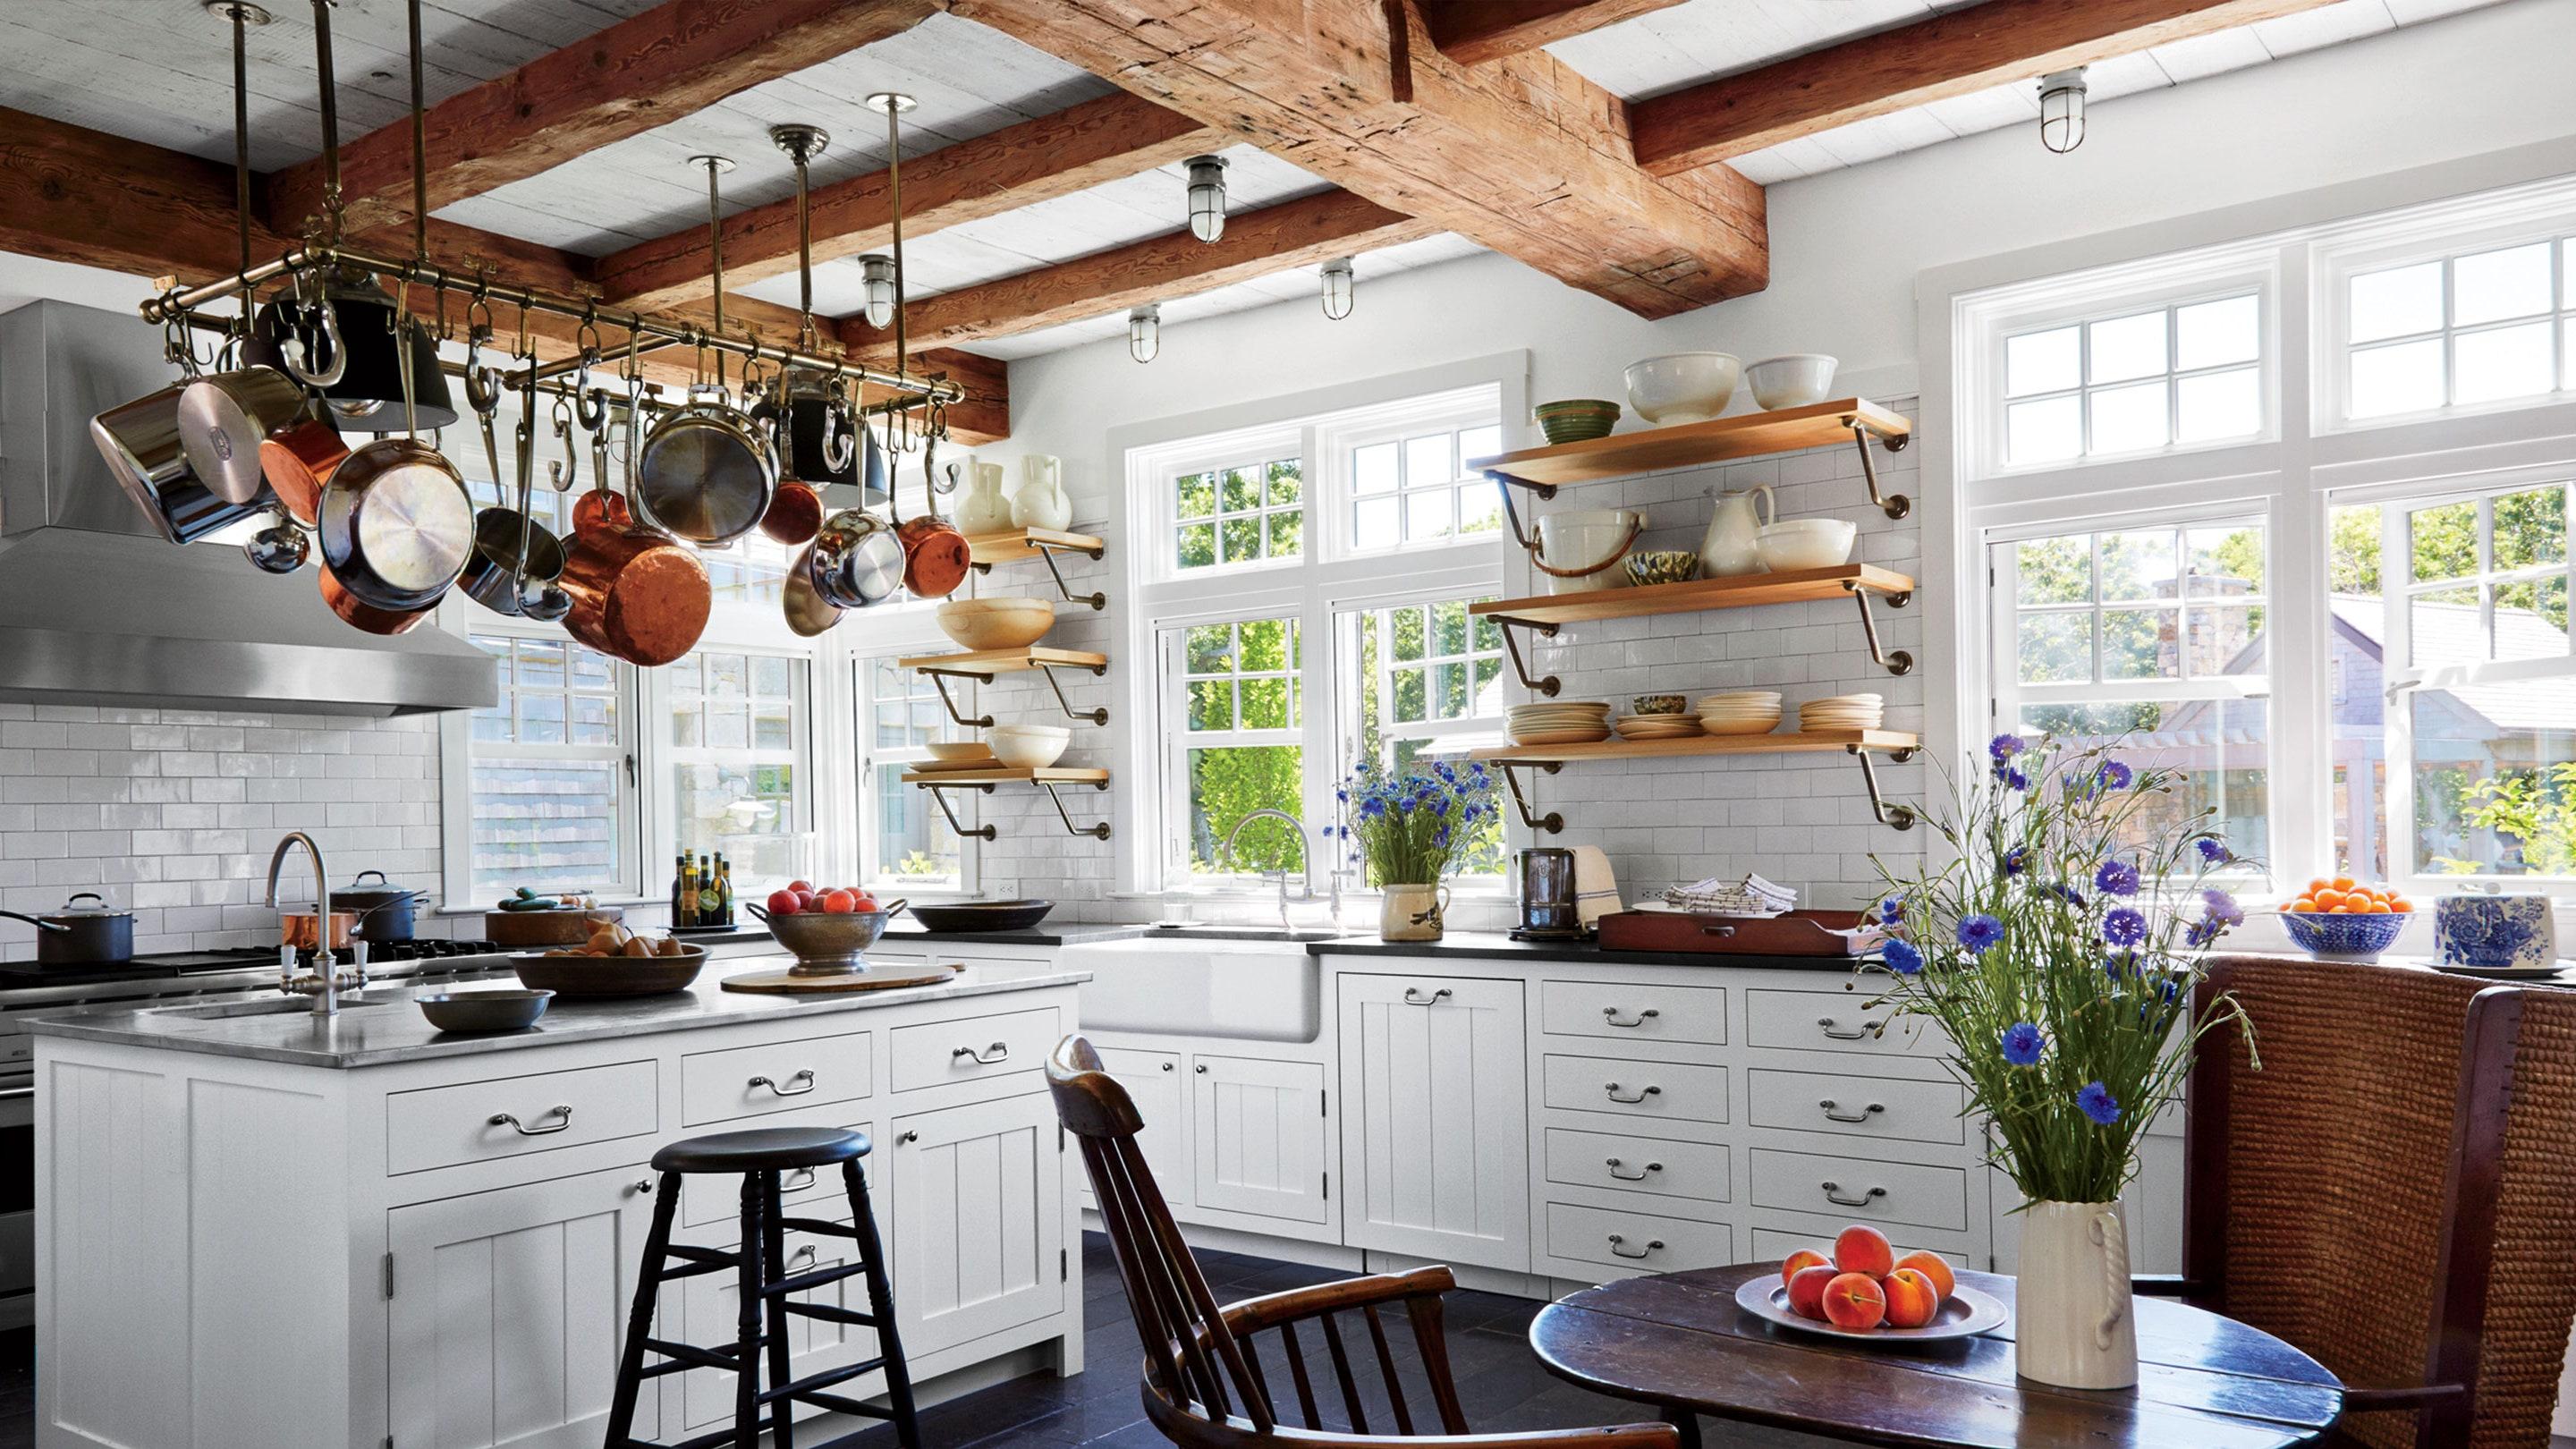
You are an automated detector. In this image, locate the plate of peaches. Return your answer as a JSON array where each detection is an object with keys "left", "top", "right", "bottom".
[{"left": 1733, "top": 1226, "right": 2007, "bottom": 1343}]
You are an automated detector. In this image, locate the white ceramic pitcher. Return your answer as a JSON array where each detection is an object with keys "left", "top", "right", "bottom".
[
  {"left": 955, "top": 461, "right": 1013, "bottom": 534},
  {"left": 1013, "top": 455, "right": 1072, "bottom": 530},
  {"left": 2014, "top": 1199, "right": 2140, "bottom": 1390},
  {"left": 1699, "top": 483, "right": 1775, "bottom": 576}
]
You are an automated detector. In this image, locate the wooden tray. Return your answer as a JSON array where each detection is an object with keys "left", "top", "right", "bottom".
[
  {"left": 486, "top": 905, "right": 623, "bottom": 947},
  {"left": 1596, "top": 908, "right": 1876, "bottom": 958},
  {"left": 721, "top": 963, "right": 960, "bottom": 996}
]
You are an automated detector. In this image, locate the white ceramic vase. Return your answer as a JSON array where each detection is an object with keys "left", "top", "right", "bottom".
[
  {"left": 955, "top": 462, "right": 1013, "bottom": 534},
  {"left": 1699, "top": 484, "right": 1775, "bottom": 576},
  {"left": 2014, "top": 1199, "right": 2139, "bottom": 1390},
  {"left": 1379, "top": 884, "right": 1449, "bottom": 941},
  {"left": 1013, "top": 455, "right": 1072, "bottom": 530}
]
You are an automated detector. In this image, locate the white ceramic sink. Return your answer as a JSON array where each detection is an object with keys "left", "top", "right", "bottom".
[{"left": 1065, "top": 935, "right": 1327, "bottom": 1043}]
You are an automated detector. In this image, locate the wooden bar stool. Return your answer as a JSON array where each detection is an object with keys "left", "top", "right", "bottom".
[{"left": 603, "top": 1125, "right": 922, "bottom": 1449}]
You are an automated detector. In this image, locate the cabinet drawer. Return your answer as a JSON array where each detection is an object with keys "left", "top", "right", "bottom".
[
  {"left": 890, "top": 1005, "right": 1058, "bottom": 1092},
  {"left": 1544, "top": 1201, "right": 1732, "bottom": 1275},
  {"left": 1747, "top": 1068, "right": 1964, "bottom": 1145},
  {"left": 1538, "top": 979, "right": 1725, "bottom": 1046},
  {"left": 682, "top": 1032, "right": 874, "bottom": 1127},
  {"left": 1748, "top": 1147, "right": 1967, "bottom": 1231},
  {"left": 386, "top": 1059, "right": 658, "bottom": 1175},
  {"left": 1542, "top": 1127, "right": 1730, "bottom": 1205},
  {"left": 1542, "top": 1053, "right": 1727, "bottom": 1124},
  {"left": 1745, "top": 989, "right": 1951, "bottom": 1056},
  {"left": 1750, "top": 1226, "right": 1967, "bottom": 1270}
]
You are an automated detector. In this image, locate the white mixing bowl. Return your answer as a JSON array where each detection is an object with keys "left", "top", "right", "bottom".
[{"left": 1624, "top": 353, "right": 1741, "bottom": 425}]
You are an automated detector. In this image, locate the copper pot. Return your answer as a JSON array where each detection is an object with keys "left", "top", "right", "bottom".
[
  {"left": 759, "top": 479, "right": 824, "bottom": 546},
  {"left": 317, "top": 559, "right": 436, "bottom": 636},
  {"left": 561, "top": 524, "right": 712, "bottom": 667},
  {"left": 279, "top": 909, "right": 361, "bottom": 951},
  {"left": 258, "top": 402, "right": 349, "bottom": 526},
  {"left": 893, "top": 436, "right": 970, "bottom": 599}
]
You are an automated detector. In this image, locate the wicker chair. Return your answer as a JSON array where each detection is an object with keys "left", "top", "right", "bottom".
[
  {"left": 1046, "top": 1033, "right": 1682, "bottom": 1449},
  {"left": 2162, "top": 956, "right": 2576, "bottom": 1449}
]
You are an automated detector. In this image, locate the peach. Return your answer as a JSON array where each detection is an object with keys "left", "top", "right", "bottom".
[
  {"left": 1882, "top": 1268, "right": 1940, "bottom": 1329},
  {"left": 1833, "top": 1224, "right": 1894, "bottom": 1279},
  {"left": 1820, "top": 1271, "right": 1885, "bottom": 1330},
  {"left": 1785, "top": 1264, "right": 1839, "bottom": 1321},
  {"left": 1781, "top": 1249, "right": 1827, "bottom": 1286},
  {"left": 1893, "top": 1250, "right": 1955, "bottom": 1302}
]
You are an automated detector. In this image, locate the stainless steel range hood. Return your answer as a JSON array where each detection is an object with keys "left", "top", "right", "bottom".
[{"left": 0, "top": 300, "right": 495, "bottom": 716}]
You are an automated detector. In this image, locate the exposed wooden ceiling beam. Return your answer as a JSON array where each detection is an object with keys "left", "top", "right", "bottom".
[
  {"left": 1629, "top": 0, "right": 2342, "bottom": 174},
  {"left": 946, "top": 0, "right": 1767, "bottom": 319},
  {"left": 264, "top": 0, "right": 939, "bottom": 240},
  {"left": 841, "top": 188, "right": 1435, "bottom": 358},
  {"left": 1419, "top": 0, "right": 1690, "bottom": 65},
  {"left": 595, "top": 90, "right": 1217, "bottom": 315}
]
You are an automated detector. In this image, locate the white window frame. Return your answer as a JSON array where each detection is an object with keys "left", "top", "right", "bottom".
[
  {"left": 647, "top": 644, "right": 816, "bottom": 898},
  {"left": 1158, "top": 614, "right": 1307, "bottom": 887},
  {"left": 437, "top": 626, "right": 644, "bottom": 905},
  {"left": 1143, "top": 424, "right": 1306, "bottom": 586},
  {"left": 853, "top": 650, "right": 981, "bottom": 896},
  {"left": 1318, "top": 400, "right": 1508, "bottom": 558}
]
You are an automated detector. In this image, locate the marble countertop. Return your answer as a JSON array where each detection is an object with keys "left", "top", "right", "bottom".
[
  {"left": 1308, "top": 929, "right": 1876, "bottom": 971},
  {"left": 21, "top": 953, "right": 1092, "bottom": 1070}
]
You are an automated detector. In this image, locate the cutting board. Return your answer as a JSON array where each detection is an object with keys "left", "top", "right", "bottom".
[{"left": 721, "top": 962, "right": 960, "bottom": 995}]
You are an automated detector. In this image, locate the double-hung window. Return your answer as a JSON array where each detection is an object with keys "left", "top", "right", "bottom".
[
  {"left": 460, "top": 633, "right": 636, "bottom": 898},
  {"left": 660, "top": 648, "right": 809, "bottom": 894},
  {"left": 857, "top": 657, "right": 967, "bottom": 890}
]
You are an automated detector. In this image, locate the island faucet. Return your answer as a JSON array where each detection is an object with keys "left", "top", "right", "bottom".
[
  {"left": 1222, "top": 809, "right": 1314, "bottom": 932},
  {"left": 265, "top": 831, "right": 361, "bottom": 1017}
]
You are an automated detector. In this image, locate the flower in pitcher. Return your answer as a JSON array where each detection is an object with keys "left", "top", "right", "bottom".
[
  {"left": 1957, "top": 914, "right": 2004, "bottom": 953},
  {"left": 1989, "top": 733, "right": 2025, "bottom": 764},
  {"left": 2001, "top": 1021, "right": 2046, "bottom": 1066},
  {"left": 2102, "top": 907, "right": 2148, "bottom": 947},
  {"left": 2077, "top": 1081, "right": 2123, "bottom": 1125},
  {"left": 2092, "top": 859, "right": 2140, "bottom": 897},
  {"left": 1882, "top": 938, "right": 1924, "bottom": 977}
]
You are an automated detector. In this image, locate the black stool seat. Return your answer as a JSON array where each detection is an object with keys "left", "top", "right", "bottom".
[{"left": 651, "top": 1125, "right": 871, "bottom": 1174}]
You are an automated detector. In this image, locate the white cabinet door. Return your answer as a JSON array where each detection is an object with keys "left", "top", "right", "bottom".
[
  {"left": 1080, "top": 1047, "right": 1189, "bottom": 1211},
  {"left": 1336, "top": 973, "right": 1529, "bottom": 1269},
  {"left": 386, "top": 1164, "right": 659, "bottom": 1449},
  {"left": 887, "top": 1092, "right": 1064, "bottom": 1359},
  {"left": 1191, "top": 1054, "right": 1329, "bottom": 1224}
]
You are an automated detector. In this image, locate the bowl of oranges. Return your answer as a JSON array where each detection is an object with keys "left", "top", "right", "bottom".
[{"left": 2277, "top": 877, "right": 2412, "bottom": 961}]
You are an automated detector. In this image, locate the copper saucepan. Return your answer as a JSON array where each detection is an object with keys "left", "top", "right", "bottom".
[
  {"left": 892, "top": 424, "right": 970, "bottom": 600},
  {"left": 257, "top": 398, "right": 350, "bottom": 526},
  {"left": 317, "top": 559, "right": 436, "bottom": 636},
  {"left": 278, "top": 909, "right": 362, "bottom": 951}
]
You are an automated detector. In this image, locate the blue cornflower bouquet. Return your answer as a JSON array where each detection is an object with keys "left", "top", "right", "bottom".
[
  {"left": 1329, "top": 758, "right": 1499, "bottom": 886},
  {"left": 1868, "top": 733, "right": 2257, "bottom": 1206}
]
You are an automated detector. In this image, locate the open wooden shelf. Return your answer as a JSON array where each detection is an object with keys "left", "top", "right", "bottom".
[
  {"left": 899, "top": 767, "right": 1109, "bottom": 785},
  {"left": 1473, "top": 564, "right": 1914, "bottom": 626},
  {"left": 1469, "top": 398, "right": 1909, "bottom": 488},
  {"left": 895, "top": 646, "right": 1107, "bottom": 675},
  {"left": 965, "top": 527, "right": 1104, "bottom": 566},
  {"left": 1469, "top": 729, "right": 1919, "bottom": 764}
]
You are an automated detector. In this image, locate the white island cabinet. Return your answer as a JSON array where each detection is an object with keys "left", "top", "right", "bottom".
[{"left": 26, "top": 953, "right": 1086, "bottom": 1449}]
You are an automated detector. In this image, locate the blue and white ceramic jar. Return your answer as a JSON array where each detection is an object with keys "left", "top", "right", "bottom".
[{"left": 2433, "top": 892, "right": 2555, "bottom": 970}]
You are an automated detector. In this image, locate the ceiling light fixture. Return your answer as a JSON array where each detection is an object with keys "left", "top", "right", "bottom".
[
  {"left": 860, "top": 255, "right": 898, "bottom": 329},
  {"left": 1184, "top": 155, "right": 1228, "bottom": 243},
  {"left": 2038, "top": 67, "right": 2088, "bottom": 154},
  {"left": 867, "top": 91, "right": 918, "bottom": 371},
  {"left": 1129, "top": 305, "right": 1160, "bottom": 363},
  {"left": 1320, "top": 257, "right": 1354, "bottom": 321}
]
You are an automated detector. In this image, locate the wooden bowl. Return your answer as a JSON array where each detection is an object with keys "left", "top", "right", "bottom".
[
  {"left": 510, "top": 945, "right": 706, "bottom": 998},
  {"left": 936, "top": 597, "right": 1055, "bottom": 651}
]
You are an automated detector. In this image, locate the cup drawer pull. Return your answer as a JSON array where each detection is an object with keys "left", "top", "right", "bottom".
[
  {"left": 1819, "top": 1098, "right": 1885, "bottom": 1123},
  {"left": 489, "top": 1104, "right": 573, "bottom": 1137},
  {"left": 1600, "top": 1006, "right": 1660, "bottom": 1028},
  {"left": 749, "top": 1070, "right": 817, "bottom": 1097},
  {"left": 1821, "top": 1181, "right": 1887, "bottom": 1208},
  {"left": 784, "top": 1168, "right": 818, "bottom": 1192},
  {"left": 1604, "top": 1157, "right": 1663, "bottom": 1182},
  {"left": 1606, "top": 1233, "right": 1663, "bottom": 1260},
  {"left": 953, "top": 1041, "right": 1009, "bottom": 1065},
  {"left": 1402, "top": 987, "right": 1452, "bottom": 1006},
  {"left": 1603, "top": 1082, "right": 1662, "bottom": 1105},
  {"left": 1816, "top": 1015, "right": 1881, "bottom": 1040}
]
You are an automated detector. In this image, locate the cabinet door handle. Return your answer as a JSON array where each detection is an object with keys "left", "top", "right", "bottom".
[
  {"left": 897, "top": 1131, "right": 919, "bottom": 1145},
  {"left": 1821, "top": 1181, "right": 1887, "bottom": 1208},
  {"left": 1402, "top": 987, "right": 1452, "bottom": 1006},
  {"left": 1606, "top": 1233, "right": 1663, "bottom": 1260},
  {"left": 489, "top": 1104, "right": 572, "bottom": 1136},
  {"left": 1816, "top": 1015, "right": 1880, "bottom": 1040},
  {"left": 1819, "top": 1098, "right": 1885, "bottom": 1123},
  {"left": 1161, "top": 1061, "right": 1175, "bottom": 1072},
  {"left": 1601, "top": 1006, "right": 1660, "bottom": 1028},
  {"left": 953, "top": 1041, "right": 1009, "bottom": 1065},
  {"left": 1603, "top": 1081, "right": 1661, "bottom": 1104},
  {"left": 749, "top": 1069, "right": 817, "bottom": 1097},
  {"left": 1194, "top": 1063, "right": 1208, "bottom": 1073},
  {"left": 631, "top": 1178, "right": 656, "bottom": 1196},
  {"left": 1604, "top": 1157, "right": 1662, "bottom": 1182},
  {"left": 789, "top": 1244, "right": 818, "bottom": 1268},
  {"left": 784, "top": 1168, "right": 818, "bottom": 1192}
]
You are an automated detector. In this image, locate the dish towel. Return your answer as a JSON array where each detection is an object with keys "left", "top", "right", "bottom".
[{"left": 1572, "top": 846, "right": 1622, "bottom": 928}]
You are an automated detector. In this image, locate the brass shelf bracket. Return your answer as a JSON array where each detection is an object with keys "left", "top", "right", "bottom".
[
  {"left": 1847, "top": 744, "right": 1918, "bottom": 831},
  {"left": 921, "top": 781, "right": 998, "bottom": 842},
  {"left": 1496, "top": 618, "right": 1562, "bottom": 699},
  {"left": 1036, "top": 661, "right": 1111, "bottom": 725},
  {"left": 1841, "top": 580, "right": 1914, "bottom": 676},
  {"left": 1846, "top": 417, "right": 1911, "bottom": 521},
  {"left": 972, "top": 538, "right": 1107, "bottom": 610},
  {"left": 922, "top": 669, "right": 994, "bottom": 729},
  {"left": 1487, "top": 470, "right": 1558, "bottom": 554},
  {"left": 1039, "top": 779, "right": 1113, "bottom": 840},
  {"left": 1499, "top": 760, "right": 1563, "bottom": 835}
]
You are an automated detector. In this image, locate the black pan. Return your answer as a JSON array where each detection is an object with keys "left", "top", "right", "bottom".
[{"left": 907, "top": 900, "right": 1055, "bottom": 934}]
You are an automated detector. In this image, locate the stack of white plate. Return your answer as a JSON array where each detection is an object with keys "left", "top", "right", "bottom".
[
  {"left": 1696, "top": 691, "right": 1784, "bottom": 736},
  {"left": 1507, "top": 700, "right": 1613, "bottom": 745},
  {"left": 1614, "top": 712, "right": 1704, "bottom": 741},
  {"left": 1799, "top": 693, "right": 1885, "bottom": 733}
]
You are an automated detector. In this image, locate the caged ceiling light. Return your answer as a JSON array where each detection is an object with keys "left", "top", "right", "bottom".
[
  {"left": 1320, "top": 257, "right": 1354, "bottom": 321},
  {"left": 1129, "top": 304, "right": 1160, "bottom": 363},
  {"left": 859, "top": 255, "right": 898, "bottom": 328},
  {"left": 1184, "top": 154, "right": 1228, "bottom": 243},
  {"left": 2038, "top": 67, "right": 2088, "bottom": 154}
]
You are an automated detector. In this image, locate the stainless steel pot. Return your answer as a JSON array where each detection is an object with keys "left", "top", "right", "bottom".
[
  {"left": 176, "top": 364, "right": 304, "bottom": 504},
  {"left": 89, "top": 386, "right": 265, "bottom": 544},
  {"left": 810, "top": 507, "right": 906, "bottom": 609},
  {"left": 783, "top": 538, "right": 843, "bottom": 637},
  {"left": 0, "top": 892, "right": 135, "bottom": 966},
  {"left": 318, "top": 436, "right": 475, "bottom": 609},
  {"left": 333, "top": 869, "right": 426, "bottom": 942},
  {"left": 633, "top": 386, "right": 775, "bottom": 546}
]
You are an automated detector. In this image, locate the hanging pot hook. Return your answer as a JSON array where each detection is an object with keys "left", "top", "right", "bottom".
[
  {"left": 278, "top": 267, "right": 346, "bottom": 387},
  {"left": 572, "top": 354, "right": 607, "bottom": 432},
  {"left": 462, "top": 324, "right": 503, "bottom": 417},
  {"left": 547, "top": 394, "right": 579, "bottom": 493}
]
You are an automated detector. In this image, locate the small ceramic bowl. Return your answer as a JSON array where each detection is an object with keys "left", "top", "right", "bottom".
[
  {"left": 1535, "top": 399, "right": 1621, "bottom": 445},
  {"left": 990, "top": 724, "right": 1072, "bottom": 769},
  {"left": 1630, "top": 694, "right": 1688, "bottom": 716},
  {"left": 2278, "top": 911, "right": 2407, "bottom": 962},
  {"left": 1745, "top": 354, "right": 1841, "bottom": 411},
  {"left": 1624, "top": 550, "right": 1700, "bottom": 587},
  {"left": 1754, "top": 519, "right": 1857, "bottom": 570}
]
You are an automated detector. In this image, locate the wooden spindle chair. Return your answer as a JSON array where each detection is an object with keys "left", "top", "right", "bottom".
[
  {"left": 2155, "top": 957, "right": 2576, "bottom": 1449},
  {"left": 1047, "top": 1034, "right": 1682, "bottom": 1449}
]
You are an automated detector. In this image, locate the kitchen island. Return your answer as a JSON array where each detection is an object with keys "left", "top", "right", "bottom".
[{"left": 24, "top": 951, "right": 1087, "bottom": 1449}]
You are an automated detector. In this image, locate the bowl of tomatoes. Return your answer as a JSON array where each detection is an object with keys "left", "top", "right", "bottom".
[
  {"left": 752, "top": 882, "right": 909, "bottom": 974},
  {"left": 2276, "top": 877, "right": 2411, "bottom": 962}
]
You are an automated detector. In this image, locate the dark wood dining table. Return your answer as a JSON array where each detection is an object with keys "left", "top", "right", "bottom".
[{"left": 1529, "top": 1263, "right": 2345, "bottom": 1449}]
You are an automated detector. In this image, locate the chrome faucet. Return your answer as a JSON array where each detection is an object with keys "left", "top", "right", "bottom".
[
  {"left": 1223, "top": 809, "right": 1313, "bottom": 931},
  {"left": 264, "top": 831, "right": 361, "bottom": 1017}
]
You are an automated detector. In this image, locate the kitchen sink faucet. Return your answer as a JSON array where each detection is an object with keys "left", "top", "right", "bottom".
[
  {"left": 1221, "top": 809, "right": 1326, "bottom": 932},
  {"left": 264, "top": 831, "right": 363, "bottom": 1017}
]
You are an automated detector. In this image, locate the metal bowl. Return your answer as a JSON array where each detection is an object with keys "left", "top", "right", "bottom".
[
  {"left": 908, "top": 900, "right": 1055, "bottom": 934},
  {"left": 751, "top": 901, "right": 909, "bottom": 975},
  {"left": 416, "top": 987, "right": 553, "bottom": 1033}
]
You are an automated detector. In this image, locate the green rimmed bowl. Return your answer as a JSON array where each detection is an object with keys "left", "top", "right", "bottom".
[
  {"left": 1624, "top": 549, "right": 1700, "bottom": 587},
  {"left": 1535, "top": 399, "right": 1621, "bottom": 445}
]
